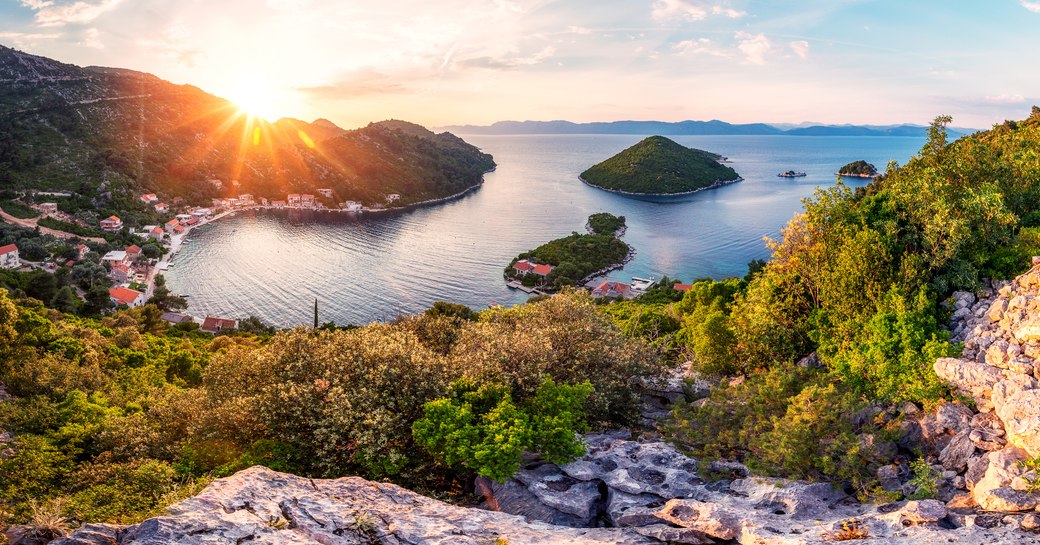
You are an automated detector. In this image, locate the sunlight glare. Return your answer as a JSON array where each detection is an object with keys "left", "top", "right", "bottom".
[{"left": 228, "top": 78, "right": 277, "bottom": 120}]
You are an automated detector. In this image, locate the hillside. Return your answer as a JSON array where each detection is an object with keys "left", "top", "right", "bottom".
[
  {"left": 580, "top": 136, "right": 740, "bottom": 195},
  {"left": 0, "top": 45, "right": 494, "bottom": 209}
]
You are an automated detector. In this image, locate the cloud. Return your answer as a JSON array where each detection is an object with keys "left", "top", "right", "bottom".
[
  {"left": 20, "top": 0, "right": 126, "bottom": 27},
  {"left": 673, "top": 38, "right": 729, "bottom": 57},
  {"left": 984, "top": 93, "right": 1026, "bottom": 104},
  {"left": 652, "top": 0, "right": 745, "bottom": 21},
  {"left": 1021, "top": 1, "right": 1040, "bottom": 13},
  {"left": 138, "top": 25, "right": 199, "bottom": 67},
  {"left": 567, "top": 25, "right": 592, "bottom": 35},
  {"left": 736, "top": 31, "right": 771, "bottom": 64},
  {"left": 296, "top": 68, "right": 410, "bottom": 99},
  {"left": 788, "top": 40, "right": 809, "bottom": 59},
  {"left": 78, "top": 27, "right": 102, "bottom": 48},
  {"left": 456, "top": 46, "right": 556, "bottom": 69},
  {"left": 0, "top": 30, "right": 60, "bottom": 49}
]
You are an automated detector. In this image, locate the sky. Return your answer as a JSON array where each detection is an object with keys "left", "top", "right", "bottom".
[{"left": 1, "top": 0, "right": 1038, "bottom": 130}]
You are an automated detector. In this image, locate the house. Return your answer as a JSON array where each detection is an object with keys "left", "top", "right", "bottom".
[
  {"left": 238, "top": 194, "right": 255, "bottom": 205},
  {"left": 673, "top": 283, "right": 693, "bottom": 292},
  {"left": 99, "top": 215, "right": 123, "bottom": 232},
  {"left": 125, "top": 245, "right": 142, "bottom": 259},
  {"left": 39, "top": 202, "right": 58, "bottom": 214},
  {"left": 0, "top": 244, "right": 19, "bottom": 269},
  {"left": 271, "top": 200, "right": 286, "bottom": 207},
  {"left": 512, "top": 259, "right": 536, "bottom": 275},
  {"left": 260, "top": 198, "right": 269, "bottom": 206},
  {"left": 186, "top": 217, "right": 200, "bottom": 226},
  {"left": 109, "top": 263, "right": 130, "bottom": 283},
  {"left": 190, "top": 208, "right": 211, "bottom": 218},
  {"left": 140, "top": 193, "right": 158, "bottom": 204},
  {"left": 161, "top": 312, "right": 194, "bottom": 324},
  {"left": 101, "top": 250, "right": 128, "bottom": 264},
  {"left": 591, "top": 280, "right": 631, "bottom": 298},
  {"left": 340, "top": 201, "right": 363, "bottom": 212},
  {"left": 176, "top": 214, "right": 192, "bottom": 222},
  {"left": 154, "top": 202, "right": 169, "bottom": 213},
  {"left": 301, "top": 194, "right": 315, "bottom": 206},
  {"left": 201, "top": 316, "right": 238, "bottom": 334},
  {"left": 173, "top": 225, "right": 186, "bottom": 235},
  {"left": 386, "top": 194, "right": 401, "bottom": 203},
  {"left": 531, "top": 264, "right": 554, "bottom": 277},
  {"left": 317, "top": 188, "right": 333, "bottom": 198},
  {"left": 109, "top": 286, "right": 145, "bottom": 307},
  {"left": 75, "top": 244, "right": 89, "bottom": 260},
  {"left": 164, "top": 218, "right": 181, "bottom": 233},
  {"left": 287, "top": 194, "right": 301, "bottom": 205},
  {"left": 149, "top": 226, "right": 164, "bottom": 241}
]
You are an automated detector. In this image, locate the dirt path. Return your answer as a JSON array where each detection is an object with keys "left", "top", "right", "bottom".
[{"left": 0, "top": 208, "right": 106, "bottom": 243}]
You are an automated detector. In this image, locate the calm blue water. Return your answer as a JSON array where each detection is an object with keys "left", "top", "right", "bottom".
[{"left": 165, "top": 135, "right": 925, "bottom": 327}]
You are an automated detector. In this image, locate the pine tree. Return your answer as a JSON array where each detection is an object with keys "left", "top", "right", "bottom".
[{"left": 313, "top": 298, "right": 319, "bottom": 329}]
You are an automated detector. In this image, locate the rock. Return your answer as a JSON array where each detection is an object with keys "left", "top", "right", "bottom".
[
  {"left": 952, "top": 476, "right": 967, "bottom": 490},
  {"left": 975, "top": 447, "right": 1032, "bottom": 510},
  {"left": 878, "top": 465, "right": 903, "bottom": 493},
  {"left": 653, "top": 499, "right": 740, "bottom": 540},
  {"left": 979, "top": 486, "right": 1040, "bottom": 512},
  {"left": 939, "top": 431, "right": 976, "bottom": 472},
  {"left": 899, "top": 499, "right": 948, "bottom": 525},
  {"left": 49, "top": 525, "right": 120, "bottom": 545},
  {"left": 6, "top": 526, "right": 61, "bottom": 545},
  {"left": 511, "top": 463, "right": 604, "bottom": 523},
  {"left": 606, "top": 489, "right": 666, "bottom": 527},
  {"left": 970, "top": 427, "right": 1008, "bottom": 451},
  {"left": 1023, "top": 513, "right": 1040, "bottom": 531},
  {"left": 966, "top": 455, "right": 991, "bottom": 490},
  {"left": 561, "top": 434, "right": 702, "bottom": 498},
  {"left": 990, "top": 299, "right": 1010, "bottom": 322},
  {"left": 1016, "top": 319, "right": 1040, "bottom": 343},
  {"left": 934, "top": 358, "right": 1002, "bottom": 408},
  {"left": 476, "top": 476, "right": 598, "bottom": 527},
  {"left": 632, "top": 525, "right": 713, "bottom": 544},
  {"left": 996, "top": 388, "right": 1040, "bottom": 458},
  {"left": 796, "top": 352, "right": 822, "bottom": 369},
  {"left": 728, "top": 478, "right": 848, "bottom": 519}
]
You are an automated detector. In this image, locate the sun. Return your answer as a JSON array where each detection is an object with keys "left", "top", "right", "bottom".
[{"left": 227, "top": 78, "right": 277, "bottom": 120}]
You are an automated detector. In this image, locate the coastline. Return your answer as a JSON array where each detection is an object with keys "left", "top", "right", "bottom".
[
  {"left": 579, "top": 242, "right": 636, "bottom": 287},
  {"left": 578, "top": 175, "right": 743, "bottom": 197},
  {"left": 836, "top": 172, "right": 877, "bottom": 179}
]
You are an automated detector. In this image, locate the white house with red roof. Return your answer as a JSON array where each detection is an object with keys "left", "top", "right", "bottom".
[
  {"left": 109, "top": 286, "right": 145, "bottom": 307},
  {"left": 125, "top": 245, "right": 142, "bottom": 259},
  {"left": 513, "top": 259, "right": 536, "bottom": 275},
  {"left": 149, "top": 226, "right": 164, "bottom": 241},
  {"left": 288, "top": 194, "right": 301, "bottom": 205},
  {"left": 99, "top": 215, "right": 123, "bottom": 232},
  {"left": 154, "top": 202, "right": 169, "bottom": 213},
  {"left": 0, "top": 244, "right": 19, "bottom": 269},
  {"left": 201, "top": 316, "right": 238, "bottom": 334},
  {"left": 591, "top": 280, "right": 631, "bottom": 299},
  {"left": 140, "top": 193, "right": 158, "bottom": 204},
  {"left": 109, "top": 262, "right": 130, "bottom": 283},
  {"left": 531, "top": 263, "right": 554, "bottom": 277},
  {"left": 164, "top": 218, "right": 180, "bottom": 233}
]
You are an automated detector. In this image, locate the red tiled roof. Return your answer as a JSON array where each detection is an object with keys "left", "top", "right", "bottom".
[
  {"left": 532, "top": 264, "right": 553, "bottom": 276},
  {"left": 109, "top": 286, "right": 143, "bottom": 306},
  {"left": 513, "top": 260, "right": 535, "bottom": 272},
  {"left": 186, "top": 218, "right": 200, "bottom": 225},
  {"left": 101, "top": 215, "right": 120, "bottom": 223},
  {"left": 673, "top": 283, "right": 693, "bottom": 292},
  {"left": 151, "top": 226, "right": 163, "bottom": 233},
  {"left": 0, "top": 243, "right": 16, "bottom": 256},
  {"left": 173, "top": 225, "right": 185, "bottom": 233},
  {"left": 125, "top": 245, "right": 142, "bottom": 254},
  {"left": 593, "top": 280, "right": 631, "bottom": 296},
  {"left": 201, "top": 316, "right": 237, "bottom": 332},
  {"left": 166, "top": 219, "right": 180, "bottom": 226}
]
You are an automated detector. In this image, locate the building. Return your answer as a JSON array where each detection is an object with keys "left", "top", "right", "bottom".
[
  {"left": 0, "top": 244, "right": 19, "bottom": 269},
  {"left": 109, "top": 263, "right": 130, "bottom": 283},
  {"left": 101, "top": 250, "right": 128, "bottom": 264},
  {"left": 75, "top": 244, "right": 90, "bottom": 260},
  {"left": 149, "top": 226, "right": 164, "bottom": 241},
  {"left": 125, "top": 245, "right": 142, "bottom": 259},
  {"left": 173, "top": 225, "right": 186, "bottom": 235},
  {"left": 512, "top": 259, "right": 536, "bottom": 275},
  {"left": 386, "top": 194, "right": 401, "bottom": 203},
  {"left": 673, "top": 283, "right": 693, "bottom": 292},
  {"left": 260, "top": 197, "right": 269, "bottom": 206},
  {"left": 39, "top": 203, "right": 58, "bottom": 214},
  {"left": 154, "top": 202, "right": 169, "bottom": 213},
  {"left": 288, "top": 194, "right": 301, "bottom": 205},
  {"left": 140, "top": 193, "right": 159, "bottom": 204},
  {"left": 164, "top": 219, "right": 180, "bottom": 233},
  {"left": 317, "top": 188, "right": 333, "bottom": 198},
  {"left": 531, "top": 263, "right": 554, "bottom": 277},
  {"left": 176, "top": 214, "right": 192, "bottom": 222},
  {"left": 301, "top": 194, "right": 315, "bottom": 206},
  {"left": 238, "top": 194, "right": 255, "bottom": 205},
  {"left": 161, "top": 312, "right": 194, "bottom": 324},
  {"left": 591, "top": 280, "right": 631, "bottom": 298},
  {"left": 109, "top": 286, "right": 145, "bottom": 307},
  {"left": 99, "top": 215, "right": 123, "bottom": 232},
  {"left": 201, "top": 316, "right": 238, "bottom": 334},
  {"left": 190, "top": 208, "right": 212, "bottom": 218},
  {"left": 340, "top": 201, "right": 363, "bottom": 212},
  {"left": 271, "top": 200, "right": 286, "bottom": 207}
]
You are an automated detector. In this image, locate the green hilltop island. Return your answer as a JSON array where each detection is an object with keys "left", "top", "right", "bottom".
[
  {"left": 837, "top": 159, "right": 879, "bottom": 178},
  {"left": 579, "top": 135, "right": 741, "bottom": 195}
]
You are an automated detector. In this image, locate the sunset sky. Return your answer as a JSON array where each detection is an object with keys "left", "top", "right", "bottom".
[{"left": 1, "top": 0, "right": 1038, "bottom": 129}]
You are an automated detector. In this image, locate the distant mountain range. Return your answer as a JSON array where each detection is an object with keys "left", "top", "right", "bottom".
[
  {"left": 0, "top": 44, "right": 493, "bottom": 213},
  {"left": 440, "top": 120, "right": 977, "bottom": 138}
]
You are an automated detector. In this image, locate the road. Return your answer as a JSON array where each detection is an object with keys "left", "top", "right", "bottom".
[{"left": 0, "top": 207, "right": 106, "bottom": 243}]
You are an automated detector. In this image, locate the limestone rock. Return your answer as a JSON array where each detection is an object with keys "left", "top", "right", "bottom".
[
  {"left": 560, "top": 434, "right": 701, "bottom": 498},
  {"left": 939, "top": 430, "right": 976, "bottom": 472},
  {"left": 728, "top": 478, "right": 848, "bottom": 519},
  {"left": 933, "top": 358, "right": 1002, "bottom": 407},
  {"left": 974, "top": 447, "right": 1032, "bottom": 510},
  {"left": 996, "top": 388, "right": 1040, "bottom": 458},
  {"left": 653, "top": 499, "right": 740, "bottom": 540},
  {"left": 1015, "top": 319, "right": 1040, "bottom": 343},
  {"left": 606, "top": 489, "right": 666, "bottom": 527},
  {"left": 899, "top": 500, "right": 948, "bottom": 525},
  {"left": 513, "top": 463, "right": 604, "bottom": 523}
]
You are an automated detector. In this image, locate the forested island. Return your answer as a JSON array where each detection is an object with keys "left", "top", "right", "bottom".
[
  {"left": 837, "top": 159, "right": 879, "bottom": 178},
  {"left": 505, "top": 213, "right": 631, "bottom": 289},
  {"left": 579, "top": 136, "right": 740, "bottom": 195}
]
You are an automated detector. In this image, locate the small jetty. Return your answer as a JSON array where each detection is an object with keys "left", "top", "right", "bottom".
[
  {"left": 506, "top": 280, "right": 546, "bottom": 295},
  {"left": 777, "top": 170, "right": 807, "bottom": 178},
  {"left": 630, "top": 276, "right": 657, "bottom": 291}
]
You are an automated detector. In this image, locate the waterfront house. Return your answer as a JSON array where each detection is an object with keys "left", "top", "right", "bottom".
[
  {"left": 591, "top": 280, "right": 631, "bottom": 298},
  {"left": 301, "top": 194, "right": 316, "bottom": 206},
  {"left": 673, "top": 283, "right": 693, "bottom": 292},
  {"left": 99, "top": 215, "right": 123, "bottom": 232},
  {"left": 140, "top": 193, "right": 158, "bottom": 204},
  {"left": 149, "top": 226, "right": 164, "bottom": 241},
  {"left": 173, "top": 225, "right": 186, "bottom": 235},
  {"left": 39, "top": 203, "right": 58, "bottom": 214},
  {"left": 109, "top": 286, "right": 145, "bottom": 307},
  {"left": 271, "top": 200, "right": 286, "bottom": 208},
  {"left": 238, "top": 194, "right": 255, "bottom": 205},
  {"left": 201, "top": 316, "right": 238, "bottom": 334},
  {"left": 0, "top": 244, "right": 19, "bottom": 269},
  {"left": 154, "top": 202, "right": 169, "bottom": 213},
  {"left": 513, "top": 259, "right": 536, "bottom": 275},
  {"left": 186, "top": 217, "right": 200, "bottom": 226},
  {"left": 260, "top": 198, "right": 269, "bottom": 206},
  {"left": 288, "top": 194, "right": 301, "bottom": 205},
  {"left": 109, "top": 263, "right": 130, "bottom": 283},
  {"left": 317, "top": 188, "right": 333, "bottom": 198},
  {"left": 190, "top": 208, "right": 212, "bottom": 218},
  {"left": 531, "top": 263, "right": 554, "bottom": 277},
  {"left": 164, "top": 219, "right": 180, "bottom": 233},
  {"left": 161, "top": 312, "right": 194, "bottom": 324},
  {"left": 340, "top": 201, "right": 363, "bottom": 212},
  {"left": 176, "top": 214, "right": 192, "bottom": 222}
]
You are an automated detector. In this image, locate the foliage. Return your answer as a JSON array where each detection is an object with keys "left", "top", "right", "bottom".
[
  {"left": 586, "top": 212, "right": 626, "bottom": 236},
  {"left": 907, "top": 458, "right": 941, "bottom": 500},
  {"left": 837, "top": 160, "right": 878, "bottom": 177},
  {"left": 819, "top": 519, "right": 870, "bottom": 541},
  {"left": 581, "top": 136, "right": 739, "bottom": 194},
  {"left": 413, "top": 377, "right": 592, "bottom": 482},
  {"left": 0, "top": 199, "right": 38, "bottom": 219},
  {"left": 506, "top": 214, "right": 631, "bottom": 289}
]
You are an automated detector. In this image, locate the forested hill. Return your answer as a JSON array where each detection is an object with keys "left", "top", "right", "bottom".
[
  {"left": 580, "top": 135, "right": 740, "bottom": 194},
  {"left": 0, "top": 44, "right": 494, "bottom": 207}
]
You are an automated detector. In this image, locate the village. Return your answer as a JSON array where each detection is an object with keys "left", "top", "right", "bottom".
[{"left": 0, "top": 187, "right": 401, "bottom": 333}]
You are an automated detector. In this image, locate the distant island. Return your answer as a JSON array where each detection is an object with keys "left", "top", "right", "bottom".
[
  {"left": 440, "top": 119, "right": 976, "bottom": 138},
  {"left": 505, "top": 213, "right": 632, "bottom": 291},
  {"left": 837, "top": 160, "right": 879, "bottom": 178},
  {"left": 777, "top": 170, "right": 807, "bottom": 178},
  {"left": 579, "top": 136, "right": 741, "bottom": 195}
]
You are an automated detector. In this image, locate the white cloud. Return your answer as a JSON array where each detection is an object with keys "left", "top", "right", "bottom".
[
  {"left": 984, "top": 93, "right": 1026, "bottom": 104},
  {"left": 736, "top": 31, "right": 771, "bottom": 64},
  {"left": 788, "top": 40, "right": 809, "bottom": 59},
  {"left": 1021, "top": 1, "right": 1040, "bottom": 13},
  {"left": 653, "top": 0, "right": 744, "bottom": 21},
  {"left": 567, "top": 25, "right": 592, "bottom": 35},
  {"left": 711, "top": 5, "right": 745, "bottom": 18},
  {"left": 673, "top": 38, "right": 728, "bottom": 57},
  {"left": 78, "top": 27, "right": 102, "bottom": 48},
  {"left": 20, "top": 0, "right": 126, "bottom": 27}
]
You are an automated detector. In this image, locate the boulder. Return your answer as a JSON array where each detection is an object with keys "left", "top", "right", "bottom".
[
  {"left": 978, "top": 486, "right": 1040, "bottom": 512},
  {"left": 939, "top": 430, "right": 976, "bottom": 472},
  {"left": 560, "top": 435, "right": 702, "bottom": 498},
  {"left": 989, "top": 299, "right": 1009, "bottom": 322},
  {"left": 728, "top": 478, "right": 848, "bottom": 519},
  {"left": 512, "top": 463, "right": 604, "bottom": 523},
  {"left": 899, "top": 500, "right": 947, "bottom": 525},
  {"left": 631, "top": 525, "right": 713, "bottom": 545},
  {"left": 995, "top": 388, "right": 1040, "bottom": 458},
  {"left": 974, "top": 447, "right": 1032, "bottom": 510},
  {"left": 49, "top": 525, "right": 120, "bottom": 545},
  {"left": 1015, "top": 319, "right": 1040, "bottom": 344},
  {"left": 606, "top": 489, "right": 666, "bottom": 528},
  {"left": 653, "top": 499, "right": 740, "bottom": 541},
  {"left": 933, "top": 358, "right": 1002, "bottom": 408}
]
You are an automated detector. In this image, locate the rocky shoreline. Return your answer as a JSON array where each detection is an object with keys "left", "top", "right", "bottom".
[{"left": 579, "top": 175, "right": 743, "bottom": 197}]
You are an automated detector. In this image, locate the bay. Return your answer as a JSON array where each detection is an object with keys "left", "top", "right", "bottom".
[{"left": 164, "top": 134, "right": 925, "bottom": 327}]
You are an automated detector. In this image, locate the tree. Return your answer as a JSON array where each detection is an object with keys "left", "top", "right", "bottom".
[
  {"left": 146, "top": 274, "right": 186, "bottom": 311},
  {"left": 313, "top": 298, "right": 319, "bottom": 329},
  {"left": 49, "top": 285, "right": 79, "bottom": 314}
]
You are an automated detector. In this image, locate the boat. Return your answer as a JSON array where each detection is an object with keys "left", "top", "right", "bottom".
[
  {"left": 777, "top": 170, "right": 807, "bottom": 177},
  {"left": 631, "top": 276, "right": 657, "bottom": 290},
  {"left": 178, "top": 293, "right": 190, "bottom": 298}
]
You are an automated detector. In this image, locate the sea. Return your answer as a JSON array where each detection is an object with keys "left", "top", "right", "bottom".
[{"left": 164, "top": 134, "right": 926, "bottom": 327}]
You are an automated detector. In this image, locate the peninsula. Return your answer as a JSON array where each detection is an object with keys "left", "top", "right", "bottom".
[
  {"left": 837, "top": 160, "right": 879, "bottom": 178},
  {"left": 580, "top": 136, "right": 741, "bottom": 195},
  {"left": 505, "top": 213, "right": 631, "bottom": 291}
]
